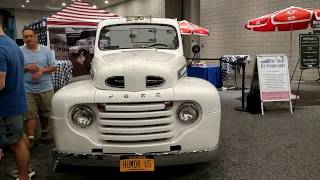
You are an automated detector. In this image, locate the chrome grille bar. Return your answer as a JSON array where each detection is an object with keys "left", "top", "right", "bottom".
[{"left": 97, "top": 101, "right": 174, "bottom": 143}]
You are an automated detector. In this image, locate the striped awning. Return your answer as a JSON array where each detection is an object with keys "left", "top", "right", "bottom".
[{"left": 47, "top": 0, "right": 118, "bottom": 28}]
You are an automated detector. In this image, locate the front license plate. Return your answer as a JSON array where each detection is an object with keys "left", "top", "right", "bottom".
[{"left": 120, "top": 155, "right": 155, "bottom": 172}]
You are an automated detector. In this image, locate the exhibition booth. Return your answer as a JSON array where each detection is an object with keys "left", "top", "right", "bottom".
[{"left": 27, "top": 1, "right": 320, "bottom": 115}]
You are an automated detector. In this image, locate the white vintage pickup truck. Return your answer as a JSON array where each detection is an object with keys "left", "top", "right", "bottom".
[{"left": 51, "top": 17, "right": 221, "bottom": 172}]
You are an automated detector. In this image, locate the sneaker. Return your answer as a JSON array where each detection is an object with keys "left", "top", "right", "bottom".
[{"left": 8, "top": 164, "right": 35, "bottom": 178}]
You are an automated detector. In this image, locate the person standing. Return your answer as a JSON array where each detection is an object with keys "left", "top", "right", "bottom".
[
  {"left": 20, "top": 27, "right": 56, "bottom": 146},
  {"left": 0, "top": 10, "right": 33, "bottom": 180}
]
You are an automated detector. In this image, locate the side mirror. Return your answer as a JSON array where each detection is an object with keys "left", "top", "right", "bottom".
[
  {"left": 187, "top": 45, "right": 201, "bottom": 68},
  {"left": 192, "top": 45, "right": 200, "bottom": 54}
]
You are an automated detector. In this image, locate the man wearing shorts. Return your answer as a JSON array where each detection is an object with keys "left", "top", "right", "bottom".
[
  {"left": 21, "top": 27, "right": 56, "bottom": 146},
  {"left": 0, "top": 10, "right": 32, "bottom": 180}
]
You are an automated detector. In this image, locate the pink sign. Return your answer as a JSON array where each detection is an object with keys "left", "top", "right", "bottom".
[{"left": 261, "top": 91, "right": 290, "bottom": 101}]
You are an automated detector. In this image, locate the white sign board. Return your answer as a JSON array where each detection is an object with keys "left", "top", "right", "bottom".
[{"left": 257, "top": 54, "right": 292, "bottom": 115}]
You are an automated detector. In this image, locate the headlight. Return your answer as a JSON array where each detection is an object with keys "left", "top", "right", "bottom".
[
  {"left": 176, "top": 102, "right": 200, "bottom": 124},
  {"left": 71, "top": 106, "right": 95, "bottom": 129}
]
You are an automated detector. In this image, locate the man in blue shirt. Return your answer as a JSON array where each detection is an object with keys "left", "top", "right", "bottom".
[
  {"left": 20, "top": 27, "right": 56, "bottom": 146},
  {"left": 0, "top": 10, "right": 32, "bottom": 180}
]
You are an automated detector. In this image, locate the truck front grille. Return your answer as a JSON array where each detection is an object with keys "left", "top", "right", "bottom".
[{"left": 97, "top": 102, "right": 174, "bottom": 143}]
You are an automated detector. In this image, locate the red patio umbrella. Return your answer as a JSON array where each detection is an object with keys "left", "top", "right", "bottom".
[
  {"left": 179, "top": 20, "right": 209, "bottom": 36},
  {"left": 245, "top": 6, "right": 317, "bottom": 31},
  {"left": 245, "top": 6, "right": 319, "bottom": 68}
]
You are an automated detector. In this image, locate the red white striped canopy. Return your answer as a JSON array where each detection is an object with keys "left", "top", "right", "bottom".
[{"left": 47, "top": 0, "right": 118, "bottom": 28}]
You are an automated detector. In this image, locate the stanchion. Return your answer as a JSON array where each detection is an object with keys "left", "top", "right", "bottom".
[{"left": 234, "top": 63, "right": 247, "bottom": 111}]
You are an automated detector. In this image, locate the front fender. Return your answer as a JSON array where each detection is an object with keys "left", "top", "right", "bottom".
[
  {"left": 174, "top": 77, "right": 221, "bottom": 114},
  {"left": 52, "top": 80, "right": 97, "bottom": 118}
]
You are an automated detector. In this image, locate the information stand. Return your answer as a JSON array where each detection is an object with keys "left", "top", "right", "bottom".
[
  {"left": 290, "top": 34, "right": 320, "bottom": 110},
  {"left": 300, "top": 34, "right": 319, "bottom": 68},
  {"left": 257, "top": 54, "right": 292, "bottom": 115}
]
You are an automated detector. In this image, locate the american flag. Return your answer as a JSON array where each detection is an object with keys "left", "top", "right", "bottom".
[{"left": 28, "top": 17, "right": 48, "bottom": 46}]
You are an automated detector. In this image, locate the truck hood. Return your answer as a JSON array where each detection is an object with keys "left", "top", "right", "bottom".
[{"left": 91, "top": 50, "right": 186, "bottom": 91}]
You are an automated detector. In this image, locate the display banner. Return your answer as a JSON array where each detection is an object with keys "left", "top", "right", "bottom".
[
  {"left": 257, "top": 54, "right": 292, "bottom": 115},
  {"left": 49, "top": 28, "right": 96, "bottom": 77},
  {"left": 299, "top": 34, "right": 320, "bottom": 68}
]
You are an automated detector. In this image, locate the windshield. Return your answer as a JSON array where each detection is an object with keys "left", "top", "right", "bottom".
[{"left": 98, "top": 24, "right": 179, "bottom": 50}]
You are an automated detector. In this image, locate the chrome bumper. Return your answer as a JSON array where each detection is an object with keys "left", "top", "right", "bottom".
[{"left": 52, "top": 147, "right": 218, "bottom": 169}]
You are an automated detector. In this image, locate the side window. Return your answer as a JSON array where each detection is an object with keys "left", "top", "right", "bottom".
[{"left": 99, "top": 28, "right": 110, "bottom": 49}]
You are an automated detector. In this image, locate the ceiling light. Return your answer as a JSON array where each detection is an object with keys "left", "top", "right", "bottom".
[
  {"left": 105, "top": 1, "right": 109, "bottom": 4},
  {"left": 26, "top": 0, "right": 30, "bottom": 3},
  {"left": 62, "top": 2, "right": 66, "bottom": 6},
  {"left": 22, "top": 4, "right": 25, "bottom": 8}
]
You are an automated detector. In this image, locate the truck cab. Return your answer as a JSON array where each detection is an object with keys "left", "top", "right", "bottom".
[{"left": 51, "top": 17, "right": 221, "bottom": 172}]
